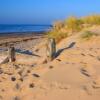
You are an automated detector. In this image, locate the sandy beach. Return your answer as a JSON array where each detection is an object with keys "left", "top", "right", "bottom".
[
  {"left": 0, "top": 0, "right": 100, "bottom": 99},
  {"left": 0, "top": 29, "right": 100, "bottom": 100}
]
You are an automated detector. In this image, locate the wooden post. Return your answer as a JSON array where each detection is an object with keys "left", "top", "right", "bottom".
[
  {"left": 46, "top": 38, "right": 56, "bottom": 61},
  {"left": 8, "top": 45, "right": 16, "bottom": 62}
]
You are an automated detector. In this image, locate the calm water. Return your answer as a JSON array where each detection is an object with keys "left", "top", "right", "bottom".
[{"left": 0, "top": 25, "right": 52, "bottom": 34}]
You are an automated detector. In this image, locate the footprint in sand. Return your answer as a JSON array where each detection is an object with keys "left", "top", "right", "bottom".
[
  {"left": 27, "top": 70, "right": 31, "bottom": 73},
  {"left": 19, "top": 77, "right": 24, "bottom": 82},
  {"left": 81, "top": 53, "right": 86, "bottom": 56},
  {"left": 49, "top": 82, "right": 71, "bottom": 90},
  {"left": 1, "top": 89, "right": 5, "bottom": 92},
  {"left": 80, "top": 66, "right": 96, "bottom": 77},
  {"left": 37, "top": 81, "right": 71, "bottom": 91},
  {"left": 56, "top": 59, "right": 62, "bottom": 62},
  {"left": 88, "top": 54, "right": 95, "bottom": 57},
  {"left": 17, "top": 68, "right": 29, "bottom": 81},
  {"left": 32, "top": 73, "right": 40, "bottom": 78},
  {"left": 11, "top": 76, "right": 16, "bottom": 82},
  {"left": 35, "top": 48, "right": 39, "bottom": 52},
  {"left": 97, "top": 56, "right": 100, "bottom": 61},
  {"left": 42, "top": 59, "right": 48, "bottom": 64},
  {"left": 92, "top": 76, "right": 100, "bottom": 89},
  {"left": 29, "top": 83, "right": 35, "bottom": 88},
  {"left": 14, "top": 96, "right": 20, "bottom": 100},
  {"left": 0, "top": 68, "right": 3, "bottom": 74},
  {"left": 81, "top": 84, "right": 94, "bottom": 95},
  {"left": 81, "top": 69, "right": 90, "bottom": 77},
  {"left": 89, "top": 48, "right": 93, "bottom": 51},
  {"left": 80, "top": 62, "right": 87, "bottom": 65},
  {"left": 49, "top": 65, "right": 54, "bottom": 69},
  {"left": 0, "top": 95, "right": 3, "bottom": 100},
  {"left": 15, "top": 83, "right": 20, "bottom": 90}
]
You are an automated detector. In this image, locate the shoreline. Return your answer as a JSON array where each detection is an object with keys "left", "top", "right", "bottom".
[
  {"left": 0, "top": 31, "right": 45, "bottom": 37},
  {"left": 0, "top": 31, "right": 46, "bottom": 47},
  {"left": 0, "top": 30, "right": 46, "bottom": 34}
]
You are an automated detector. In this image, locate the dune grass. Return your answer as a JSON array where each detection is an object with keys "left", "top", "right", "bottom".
[
  {"left": 64, "top": 16, "right": 83, "bottom": 32},
  {"left": 47, "top": 30, "right": 68, "bottom": 43},
  {"left": 47, "top": 15, "right": 100, "bottom": 42},
  {"left": 80, "top": 31, "right": 97, "bottom": 40}
]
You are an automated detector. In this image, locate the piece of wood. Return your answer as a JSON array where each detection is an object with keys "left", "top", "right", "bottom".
[
  {"left": 8, "top": 46, "right": 16, "bottom": 62},
  {"left": 46, "top": 38, "right": 56, "bottom": 61},
  {"left": 0, "top": 56, "right": 9, "bottom": 64}
]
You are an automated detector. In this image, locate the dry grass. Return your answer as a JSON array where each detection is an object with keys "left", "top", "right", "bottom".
[
  {"left": 47, "top": 15, "right": 100, "bottom": 42},
  {"left": 80, "top": 31, "right": 97, "bottom": 40},
  {"left": 47, "top": 30, "right": 68, "bottom": 43}
]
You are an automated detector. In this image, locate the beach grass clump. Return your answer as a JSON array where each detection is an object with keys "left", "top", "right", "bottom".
[
  {"left": 47, "top": 30, "right": 68, "bottom": 43},
  {"left": 47, "top": 15, "right": 100, "bottom": 42},
  {"left": 47, "top": 16, "right": 83, "bottom": 42},
  {"left": 47, "top": 20, "right": 68, "bottom": 42},
  {"left": 81, "top": 31, "right": 96, "bottom": 40},
  {"left": 81, "top": 15, "right": 100, "bottom": 25},
  {"left": 65, "top": 16, "right": 83, "bottom": 32}
]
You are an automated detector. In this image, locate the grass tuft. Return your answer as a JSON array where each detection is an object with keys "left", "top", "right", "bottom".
[
  {"left": 47, "top": 30, "right": 68, "bottom": 43},
  {"left": 47, "top": 15, "right": 100, "bottom": 42},
  {"left": 81, "top": 31, "right": 96, "bottom": 40}
]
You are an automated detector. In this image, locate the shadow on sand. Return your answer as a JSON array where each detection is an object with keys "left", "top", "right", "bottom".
[
  {"left": 16, "top": 49, "right": 41, "bottom": 57},
  {"left": 55, "top": 42, "right": 76, "bottom": 58}
]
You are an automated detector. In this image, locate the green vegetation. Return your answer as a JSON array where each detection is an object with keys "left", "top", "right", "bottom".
[
  {"left": 47, "top": 15, "right": 100, "bottom": 42},
  {"left": 81, "top": 31, "right": 96, "bottom": 40}
]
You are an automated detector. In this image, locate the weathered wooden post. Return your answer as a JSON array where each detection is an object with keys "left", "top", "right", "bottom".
[
  {"left": 8, "top": 45, "right": 16, "bottom": 62},
  {"left": 46, "top": 38, "right": 56, "bottom": 61}
]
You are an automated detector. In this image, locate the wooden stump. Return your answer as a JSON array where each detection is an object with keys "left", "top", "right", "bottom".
[
  {"left": 8, "top": 46, "right": 16, "bottom": 62},
  {"left": 46, "top": 38, "right": 56, "bottom": 61}
]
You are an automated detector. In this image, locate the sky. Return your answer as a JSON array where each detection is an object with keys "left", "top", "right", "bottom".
[{"left": 0, "top": 0, "right": 100, "bottom": 24}]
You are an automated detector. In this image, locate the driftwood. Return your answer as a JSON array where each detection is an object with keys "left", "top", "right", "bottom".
[
  {"left": 0, "top": 56, "right": 9, "bottom": 64},
  {"left": 8, "top": 45, "right": 16, "bottom": 62},
  {"left": 46, "top": 38, "right": 56, "bottom": 61}
]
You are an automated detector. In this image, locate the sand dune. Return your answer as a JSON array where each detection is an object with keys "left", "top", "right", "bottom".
[{"left": 0, "top": 32, "right": 100, "bottom": 100}]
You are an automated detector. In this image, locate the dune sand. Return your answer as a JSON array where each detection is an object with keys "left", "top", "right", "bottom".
[{"left": 0, "top": 32, "right": 100, "bottom": 100}]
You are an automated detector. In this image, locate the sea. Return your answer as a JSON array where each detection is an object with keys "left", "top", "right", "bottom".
[{"left": 0, "top": 24, "right": 52, "bottom": 35}]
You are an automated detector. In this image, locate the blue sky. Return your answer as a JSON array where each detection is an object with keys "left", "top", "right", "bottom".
[{"left": 0, "top": 0, "right": 100, "bottom": 24}]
